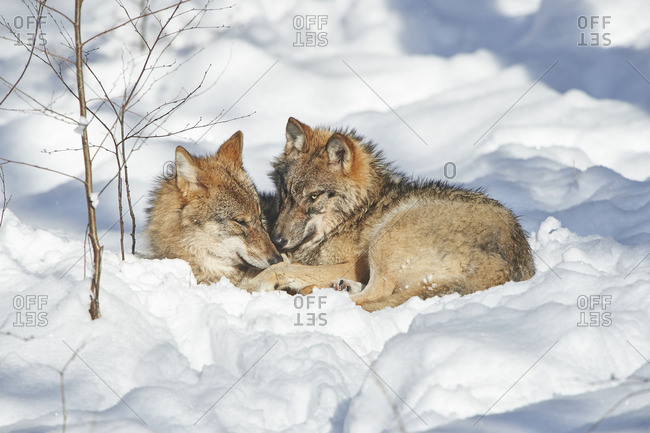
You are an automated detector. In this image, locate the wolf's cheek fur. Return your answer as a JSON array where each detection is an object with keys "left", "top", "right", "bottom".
[
  {"left": 303, "top": 214, "right": 332, "bottom": 245},
  {"left": 179, "top": 199, "right": 211, "bottom": 227},
  {"left": 274, "top": 193, "right": 351, "bottom": 250},
  {"left": 302, "top": 200, "right": 345, "bottom": 242},
  {"left": 184, "top": 220, "right": 255, "bottom": 267},
  {"left": 186, "top": 220, "right": 226, "bottom": 247}
]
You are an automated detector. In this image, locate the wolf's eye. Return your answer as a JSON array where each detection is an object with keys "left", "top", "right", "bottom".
[
  {"left": 232, "top": 218, "right": 248, "bottom": 227},
  {"left": 309, "top": 192, "right": 321, "bottom": 201}
]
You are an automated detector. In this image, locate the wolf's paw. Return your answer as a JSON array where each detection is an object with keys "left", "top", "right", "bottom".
[
  {"left": 270, "top": 278, "right": 313, "bottom": 295},
  {"left": 299, "top": 285, "right": 316, "bottom": 295},
  {"left": 332, "top": 279, "right": 348, "bottom": 291},
  {"left": 332, "top": 279, "right": 365, "bottom": 294},
  {"left": 241, "top": 269, "right": 279, "bottom": 293}
]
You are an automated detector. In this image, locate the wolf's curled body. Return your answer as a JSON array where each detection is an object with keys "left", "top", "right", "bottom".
[
  {"left": 146, "top": 131, "right": 282, "bottom": 285},
  {"left": 246, "top": 118, "right": 535, "bottom": 311}
]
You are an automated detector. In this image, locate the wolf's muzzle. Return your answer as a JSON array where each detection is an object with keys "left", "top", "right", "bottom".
[{"left": 268, "top": 253, "right": 283, "bottom": 266}]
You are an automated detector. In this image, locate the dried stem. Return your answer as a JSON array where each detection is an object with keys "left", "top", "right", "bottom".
[
  {"left": 74, "top": 0, "right": 101, "bottom": 320},
  {"left": 0, "top": 164, "right": 11, "bottom": 227},
  {"left": 121, "top": 119, "right": 136, "bottom": 254},
  {"left": 0, "top": 1, "right": 45, "bottom": 106},
  {"left": 0, "top": 157, "right": 84, "bottom": 183}
]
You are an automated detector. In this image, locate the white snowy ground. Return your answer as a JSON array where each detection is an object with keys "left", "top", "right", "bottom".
[{"left": 1, "top": 0, "right": 650, "bottom": 432}]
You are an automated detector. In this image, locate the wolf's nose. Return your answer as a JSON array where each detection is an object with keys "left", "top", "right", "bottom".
[
  {"left": 272, "top": 236, "right": 287, "bottom": 248},
  {"left": 268, "top": 254, "right": 283, "bottom": 266}
]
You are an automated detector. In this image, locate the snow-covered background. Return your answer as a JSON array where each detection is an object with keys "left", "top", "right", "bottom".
[{"left": 1, "top": 0, "right": 650, "bottom": 431}]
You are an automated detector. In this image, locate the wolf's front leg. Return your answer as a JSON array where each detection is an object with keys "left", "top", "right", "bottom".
[
  {"left": 241, "top": 263, "right": 306, "bottom": 293},
  {"left": 244, "top": 262, "right": 362, "bottom": 294}
]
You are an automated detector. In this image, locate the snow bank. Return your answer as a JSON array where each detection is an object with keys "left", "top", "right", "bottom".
[{"left": 1, "top": 210, "right": 648, "bottom": 432}]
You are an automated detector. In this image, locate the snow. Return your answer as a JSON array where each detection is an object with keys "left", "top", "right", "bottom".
[
  {"left": 73, "top": 117, "right": 89, "bottom": 136},
  {"left": 1, "top": 0, "right": 650, "bottom": 432},
  {"left": 89, "top": 192, "right": 99, "bottom": 209}
]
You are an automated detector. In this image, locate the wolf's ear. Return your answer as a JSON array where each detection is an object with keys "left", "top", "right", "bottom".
[
  {"left": 325, "top": 134, "right": 354, "bottom": 172},
  {"left": 216, "top": 130, "right": 244, "bottom": 167},
  {"left": 285, "top": 117, "right": 311, "bottom": 154},
  {"left": 175, "top": 146, "right": 200, "bottom": 193}
]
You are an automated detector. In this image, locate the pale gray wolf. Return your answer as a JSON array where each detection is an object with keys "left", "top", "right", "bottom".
[
  {"left": 146, "top": 131, "right": 282, "bottom": 285},
  {"left": 245, "top": 118, "right": 535, "bottom": 311}
]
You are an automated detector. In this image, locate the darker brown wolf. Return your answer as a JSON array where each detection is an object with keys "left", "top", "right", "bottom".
[
  {"left": 246, "top": 118, "right": 535, "bottom": 310},
  {"left": 146, "top": 131, "right": 282, "bottom": 285}
]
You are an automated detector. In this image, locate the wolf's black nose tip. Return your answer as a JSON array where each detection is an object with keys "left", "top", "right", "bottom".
[
  {"left": 268, "top": 254, "right": 282, "bottom": 265},
  {"left": 272, "top": 236, "right": 287, "bottom": 248}
]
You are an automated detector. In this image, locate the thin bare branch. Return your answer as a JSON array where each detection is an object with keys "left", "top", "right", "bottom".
[
  {"left": 0, "top": 157, "right": 84, "bottom": 183},
  {"left": 83, "top": 0, "right": 192, "bottom": 46},
  {"left": 0, "top": 1, "right": 46, "bottom": 106},
  {"left": 0, "top": 164, "right": 12, "bottom": 227},
  {"left": 73, "top": 0, "right": 102, "bottom": 320},
  {"left": 0, "top": 77, "right": 77, "bottom": 125},
  {"left": 35, "top": 0, "right": 73, "bottom": 24}
]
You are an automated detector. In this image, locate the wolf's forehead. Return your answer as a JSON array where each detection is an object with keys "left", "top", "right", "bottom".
[
  {"left": 211, "top": 185, "right": 258, "bottom": 212},
  {"left": 276, "top": 156, "right": 321, "bottom": 184},
  {"left": 288, "top": 171, "right": 336, "bottom": 194},
  {"left": 203, "top": 168, "right": 256, "bottom": 196},
  {"left": 280, "top": 162, "right": 310, "bottom": 187}
]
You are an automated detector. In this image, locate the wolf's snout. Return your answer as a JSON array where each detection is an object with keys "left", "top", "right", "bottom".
[
  {"left": 272, "top": 236, "right": 288, "bottom": 249},
  {"left": 268, "top": 253, "right": 283, "bottom": 266}
]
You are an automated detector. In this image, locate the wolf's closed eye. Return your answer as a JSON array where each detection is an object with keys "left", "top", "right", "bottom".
[{"left": 232, "top": 218, "right": 248, "bottom": 227}]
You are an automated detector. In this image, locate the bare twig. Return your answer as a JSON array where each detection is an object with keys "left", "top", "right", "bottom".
[
  {"left": 0, "top": 1, "right": 46, "bottom": 106},
  {"left": 115, "top": 137, "right": 126, "bottom": 259},
  {"left": 121, "top": 123, "right": 136, "bottom": 254},
  {"left": 586, "top": 387, "right": 650, "bottom": 433},
  {"left": 0, "top": 331, "right": 34, "bottom": 341},
  {"left": 73, "top": 0, "right": 102, "bottom": 320},
  {"left": 0, "top": 163, "right": 12, "bottom": 227},
  {"left": 372, "top": 372, "right": 407, "bottom": 433},
  {"left": 53, "top": 341, "right": 87, "bottom": 433},
  {"left": 0, "top": 157, "right": 84, "bottom": 183},
  {"left": 84, "top": 0, "right": 192, "bottom": 46}
]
